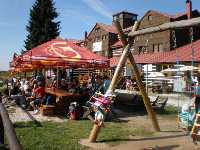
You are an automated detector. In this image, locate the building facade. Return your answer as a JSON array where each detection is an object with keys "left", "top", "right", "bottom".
[
  {"left": 133, "top": 0, "right": 200, "bottom": 54},
  {"left": 85, "top": 11, "right": 137, "bottom": 58}
]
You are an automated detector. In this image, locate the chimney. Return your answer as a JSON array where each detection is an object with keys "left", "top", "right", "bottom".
[
  {"left": 186, "top": 0, "right": 192, "bottom": 19},
  {"left": 84, "top": 31, "right": 88, "bottom": 40}
]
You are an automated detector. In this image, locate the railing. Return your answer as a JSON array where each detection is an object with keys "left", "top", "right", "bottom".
[{"left": 0, "top": 96, "right": 22, "bottom": 150}]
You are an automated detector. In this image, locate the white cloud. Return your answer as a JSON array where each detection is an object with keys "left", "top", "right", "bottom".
[
  {"left": 82, "top": 0, "right": 112, "bottom": 19},
  {"left": 61, "top": 8, "right": 96, "bottom": 26},
  {"left": 0, "top": 22, "right": 10, "bottom": 26}
]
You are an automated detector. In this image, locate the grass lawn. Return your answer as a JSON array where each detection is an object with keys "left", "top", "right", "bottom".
[{"left": 13, "top": 120, "right": 154, "bottom": 150}]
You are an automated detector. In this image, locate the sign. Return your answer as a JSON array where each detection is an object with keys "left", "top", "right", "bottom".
[
  {"left": 143, "top": 64, "right": 156, "bottom": 72},
  {"left": 92, "top": 41, "right": 102, "bottom": 52}
]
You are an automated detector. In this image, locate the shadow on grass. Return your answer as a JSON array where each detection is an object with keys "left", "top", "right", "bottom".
[
  {"left": 140, "top": 144, "right": 180, "bottom": 150},
  {"left": 98, "top": 133, "right": 186, "bottom": 143},
  {"left": 14, "top": 121, "right": 41, "bottom": 128}
]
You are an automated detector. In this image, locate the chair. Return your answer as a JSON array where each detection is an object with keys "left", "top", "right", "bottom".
[
  {"left": 152, "top": 97, "right": 168, "bottom": 110},
  {"left": 150, "top": 96, "right": 160, "bottom": 106}
]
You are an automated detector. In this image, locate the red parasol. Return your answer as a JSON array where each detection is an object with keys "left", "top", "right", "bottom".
[{"left": 20, "top": 39, "right": 109, "bottom": 68}]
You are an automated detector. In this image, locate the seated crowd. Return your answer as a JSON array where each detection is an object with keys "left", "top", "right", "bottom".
[{"left": 6, "top": 73, "right": 112, "bottom": 115}]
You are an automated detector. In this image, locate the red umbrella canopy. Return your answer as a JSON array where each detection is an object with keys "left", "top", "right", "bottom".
[{"left": 22, "top": 39, "right": 109, "bottom": 68}]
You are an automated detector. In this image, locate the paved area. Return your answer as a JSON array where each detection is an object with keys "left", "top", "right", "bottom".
[{"left": 149, "top": 93, "right": 194, "bottom": 107}]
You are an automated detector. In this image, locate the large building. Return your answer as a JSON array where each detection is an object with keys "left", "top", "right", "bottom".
[
  {"left": 84, "top": 11, "right": 137, "bottom": 58},
  {"left": 85, "top": 0, "right": 200, "bottom": 59},
  {"left": 133, "top": 0, "right": 200, "bottom": 55}
]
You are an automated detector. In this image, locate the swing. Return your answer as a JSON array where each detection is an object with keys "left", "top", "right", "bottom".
[{"left": 177, "top": 27, "right": 196, "bottom": 131}]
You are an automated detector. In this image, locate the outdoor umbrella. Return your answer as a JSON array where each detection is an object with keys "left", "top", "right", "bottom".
[
  {"left": 19, "top": 39, "right": 109, "bottom": 69},
  {"left": 179, "top": 66, "right": 198, "bottom": 71}
]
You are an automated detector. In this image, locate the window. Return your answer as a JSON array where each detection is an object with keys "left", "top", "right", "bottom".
[
  {"left": 139, "top": 46, "right": 147, "bottom": 54},
  {"left": 95, "top": 37, "right": 100, "bottom": 42},
  {"left": 159, "top": 44, "right": 163, "bottom": 52},
  {"left": 148, "top": 15, "right": 153, "bottom": 21},
  {"left": 95, "top": 28, "right": 100, "bottom": 33},
  {"left": 153, "top": 44, "right": 159, "bottom": 52},
  {"left": 102, "top": 35, "right": 107, "bottom": 40},
  {"left": 113, "top": 16, "right": 117, "bottom": 21},
  {"left": 153, "top": 43, "right": 163, "bottom": 52}
]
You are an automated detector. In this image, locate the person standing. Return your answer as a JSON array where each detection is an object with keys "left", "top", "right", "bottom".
[{"left": 195, "top": 77, "right": 200, "bottom": 113}]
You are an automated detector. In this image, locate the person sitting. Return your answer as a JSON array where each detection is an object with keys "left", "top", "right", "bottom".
[{"left": 30, "top": 82, "right": 45, "bottom": 114}]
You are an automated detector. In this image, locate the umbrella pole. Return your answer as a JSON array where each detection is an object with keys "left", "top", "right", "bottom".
[{"left": 57, "top": 66, "right": 59, "bottom": 88}]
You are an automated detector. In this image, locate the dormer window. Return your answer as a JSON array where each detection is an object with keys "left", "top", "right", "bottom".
[
  {"left": 148, "top": 15, "right": 153, "bottom": 21},
  {"left": 95, "top": 28, "right": 100, "bottom": 33},
  {"left": 113, "top": 16, "right": 118, "bottom": 21}
]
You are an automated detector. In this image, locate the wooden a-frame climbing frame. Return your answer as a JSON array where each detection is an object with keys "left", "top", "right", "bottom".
[
  {"left": 88, "top": 20, "right": 160, "bottom": 142},
  {"left": 88, "top": 16, "right": 200, "bottom": 142}
]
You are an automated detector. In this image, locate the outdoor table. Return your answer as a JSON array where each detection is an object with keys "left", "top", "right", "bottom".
[
  {"left": 45, "top": 88, "right": 80, "bottom": 101},
  {"left": 45, "top": 88, "right": 81, "bottom": 115}
]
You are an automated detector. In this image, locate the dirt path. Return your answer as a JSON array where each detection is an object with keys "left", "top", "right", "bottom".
[
  {"left": 82, "top": 113, "right": 199, "bottom": 150},
  {"left": 106, "top": 115, "right": 198, "bottom": 150}
]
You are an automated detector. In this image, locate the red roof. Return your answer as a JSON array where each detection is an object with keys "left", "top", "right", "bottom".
[
  {"left": 111, "top": 40, "right": 123, "bottom": 48},
  {"left": 19, "top": 39, "right": 109, "bottom": 68},
  {"left": 110, "top": 39, "right": 200, "bottom": 66},
  {"left": 150, "top": 10, "right": 184, "bottom": 19},
  {"left": 98, "top": 23, "right": 117, "bottom": 34}
]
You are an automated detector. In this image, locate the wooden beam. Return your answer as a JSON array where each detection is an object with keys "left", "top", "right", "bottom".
[
  {"left": 115, "top": 21, "right": 160, "bottom": 132},
  {"left": 107, "top": 22, "right": 139, "bottom": 93},
  {"left": 129, "top": 17, "right": 200, "bottom": 37}
]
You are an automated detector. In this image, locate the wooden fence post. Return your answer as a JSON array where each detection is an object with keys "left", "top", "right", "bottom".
[{"left": 0, "top": 113, "right": 4, "bottom": 145}]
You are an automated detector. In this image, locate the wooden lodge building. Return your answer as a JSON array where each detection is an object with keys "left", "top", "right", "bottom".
[
  {"left": 84, "top": 0, "right": 200, "bottom": 56},
  {"left": 81, "top": 0, "right": 200, "bottom": 75}
]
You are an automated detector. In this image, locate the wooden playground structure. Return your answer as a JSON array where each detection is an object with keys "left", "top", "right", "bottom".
[
  {"left": 88, "top": 17, "right": 200, "bottom": 142},
  {"left": 9, "top": 15, "right": 200, "bottom": 144}
]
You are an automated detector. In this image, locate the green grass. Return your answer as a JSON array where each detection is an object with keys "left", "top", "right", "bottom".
[
  {"left": 156, "top": 105, "right": 178, "bottom": 115},
  {"left": 0, "top": 71, "right": 10, "bottom": 81},
  {"left": 14, "top": 120, "right": 139, "bottom": 150}
]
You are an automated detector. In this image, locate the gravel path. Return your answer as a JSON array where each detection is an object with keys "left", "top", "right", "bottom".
[{"left": 3, "top": 97, "right": 67, "bottom": 123}]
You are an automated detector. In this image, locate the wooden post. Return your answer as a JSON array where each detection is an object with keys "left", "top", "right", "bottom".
[
  {"left": 56, "top": 66, "right": 59, "bottom": 88},
  {"left": 107, "top": 44, "right": 132, "bottom": 93},
  {"left": 129, "top": 17, "right": 200, "bottom": 37},
  {"left": 114, "top": 21, "right": 160, "bottom": 131},
  {"left": 0, "top": 114, "right": 4, "bottom": 145},
  {"left": 89, "top": 124, "right": 101, "bottom": 142},
  {"left": 107, "top": 22, "right": 139, "bottom": 93},
  {"left": 88, "top": 22, "right": 140, "bottom": 143}
]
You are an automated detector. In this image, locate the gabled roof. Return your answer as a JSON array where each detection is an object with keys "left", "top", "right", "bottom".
[
  {"left": 112, "top": 11, "right": 138, "bottom": 17},
  {"left": 140, "top": 9, "right": 200, "bottom": 21},
  {"left": 86, "top": 23, "right": 117, "bottom": 39},
  {"left": 97, "top": 23, "right": 117, "bottom": 34}
]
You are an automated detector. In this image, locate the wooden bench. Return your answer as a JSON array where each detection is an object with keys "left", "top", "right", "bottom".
[{"left": 40, "top": 105, "right": 55, "bottom": 116}]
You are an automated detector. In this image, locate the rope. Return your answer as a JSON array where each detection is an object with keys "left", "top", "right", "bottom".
[{"left": 172, "top": 30, "right": 182, "bottom": 128}]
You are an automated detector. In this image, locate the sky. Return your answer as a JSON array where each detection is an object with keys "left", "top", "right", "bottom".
[{"left": 0, "top": 0, "right": 200, "bottom": 71}]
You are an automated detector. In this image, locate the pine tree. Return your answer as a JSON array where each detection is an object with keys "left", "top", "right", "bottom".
[{"left": 24, "top": 0, "right": 60, "bottom": 52}]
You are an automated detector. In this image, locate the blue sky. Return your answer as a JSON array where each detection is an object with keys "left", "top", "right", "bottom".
[{"left": 0, "top": 0, "right": 200, "bottom": 71}]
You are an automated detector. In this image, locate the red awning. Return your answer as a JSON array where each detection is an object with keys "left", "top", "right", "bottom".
[
  {"left": 19, "top": 39, "right": 109, "bottom": 68},
  {"left": 110, "top": 39, "right": 200, "bottom": 66}
]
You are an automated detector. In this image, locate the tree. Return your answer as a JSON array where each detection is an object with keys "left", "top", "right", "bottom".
[{"left": 24, "top": 0, "right": 60, "bottom": 52}]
